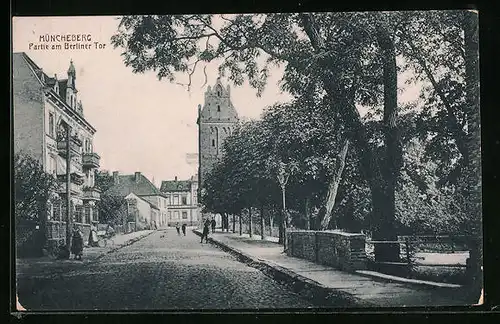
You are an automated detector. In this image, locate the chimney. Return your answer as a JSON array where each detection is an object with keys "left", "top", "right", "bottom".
[
  {"left": 175, "top": 176, "right": 178, "bottom": 182},
  {"left": 135, "top": 172, "right": 141, "bottom": 182},
  {"left": 113, "top": 171, "right": 119, "bottom": 184}
]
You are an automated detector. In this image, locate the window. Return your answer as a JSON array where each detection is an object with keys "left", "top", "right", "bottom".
[
  {"left": 174, "top": 211, "right": 179, "bottom": 220},
  {"left": 50, "top": 156, "right": 57, "bottom": 175},
  {"left": 84, "top": 206, "right": 91, "bottom": 224},
  {"left": 217, "top": 105, "right": 221, "bottom": 112},
  {"left": 181, "top": 196, "right": 187, "bottom": 205},
  {"left": 212, "top": 139, "right": 215, "bottom": 147},
  {"left": 168, "top": 211, "right": 172, "bottom": 220},
  {"left": 173, "top": 195, "right": 179, "bottom": 205},
  {"left": 75, "top": 205, "right": 83, "bottom": 223},
  {"left": 167, "top": 196, "right": 171, "bottom": 205},
  {"left": 182, "top": 212, "right": 188, "bottom": 220},
  {"left": 48, "top": 112, "right": 55, "bottom": 137}
]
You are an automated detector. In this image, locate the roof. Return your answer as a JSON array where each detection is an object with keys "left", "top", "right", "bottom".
[
  {"left": 160, "top": 180, "right": 192, "bottom": 192},
  {"left": 105, "top": 173, "right": 162, "bottom": 198},
  {"left": 12, "top": 52, "right": 96, "bottom": 133},
  {"left": 138, "top": 196, "right": 160, "bottom": 210}
]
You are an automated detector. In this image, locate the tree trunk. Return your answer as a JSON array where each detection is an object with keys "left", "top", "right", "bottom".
[
  {"left": 248, "top": 207, "right": 253, "bottom": 238},
  {"left": 281, "top": 186, "right": 288, "bottom": 250},
  {"left": 260, "top": 204, "right": 265, "bottom": 240},
  {"left": 269, "top": 213, "right": 274, "bottom": 237},
  {"left": 463, "top": 10, "right": 482, "bottom": 300},
  {"left": 299, "top": 13, "right": 401, "bottom": 262},
  {"left": 373, "top": 24, "right": 402, "bottom": 262},
  {"left": 319, "top": 138, "right": 350, "bottom": 230},
  {"left": 232, "top": 214, "right": 235, "bottom": 233},
  {"left": 238, "top": 213, "right": 242, "bottom": 236},
  {"left": 304, "top": 197, "right": 310, "bottom": 230}
]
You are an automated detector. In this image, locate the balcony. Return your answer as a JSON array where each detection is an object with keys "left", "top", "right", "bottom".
[
  {"left": 83, "top": 186, "right": 101, "bottom": 201},
  {"left": 57, "top": 182, "right": 82, "bottom": 196},
  {"left": 57, "top": 171, "right": 85, "bottom": 185},
  {"left": 57, "top": 136, "right": 82, "bottom": 157},
  {"left": 82, "top": 152, "right": 100, "bottom": 169}
]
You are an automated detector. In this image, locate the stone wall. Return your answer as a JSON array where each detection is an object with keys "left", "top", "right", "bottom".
[{"left": 286, "top": 230, "right": 367, "bottom": 272}]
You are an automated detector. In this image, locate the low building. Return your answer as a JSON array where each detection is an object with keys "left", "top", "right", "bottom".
[
  {"left": 13, "top": 52, "right": 101, "bottom": 250},
  {"left": 105, "top": 171, "right": 168, "bottom": 228},
  {"left": 124, "top": 193, "right": 160, "bottom": 230},
  {"left": 160, "top": 175, "right": 200, "bottom": 226}
]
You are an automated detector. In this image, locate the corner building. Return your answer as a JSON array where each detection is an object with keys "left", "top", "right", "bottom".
[{"left": 13, "top": 52, "right": 101, "bottom": 250}]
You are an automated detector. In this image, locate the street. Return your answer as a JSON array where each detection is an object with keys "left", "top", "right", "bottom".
[{"left": 16, "top": 228, "right": 314, "bottom": 310}]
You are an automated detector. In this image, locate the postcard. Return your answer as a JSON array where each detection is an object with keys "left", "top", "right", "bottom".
[{"left": 12, "top": 12, "right": 482, "bottom": 311}]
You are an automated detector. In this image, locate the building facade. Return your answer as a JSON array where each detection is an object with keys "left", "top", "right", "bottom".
[
  {"left": 13, "top": 52, "right": 101, "bottom": 249},
  {"left": 197, "top": 78, "right": 239, "bottom": 227},
  {"left": 124, "top": 192, "right": 160, "bottom": 230},
  {"left": 105, "top": 171, "right": 168, "bottom": 228},
  {"left": 160, "top": 175, "right": 199, "bottom": 226}
]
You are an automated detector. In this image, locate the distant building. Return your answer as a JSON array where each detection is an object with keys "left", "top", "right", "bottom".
[
  {"left": 160, "top": 175, "right": 199, "bottom": 226},
  {"left": 196, "top": 78, "right": 239, "bottom": 227},
  {"left": 124, "top": 192, "right": 160, "bottom": 230},
  {"left": 13, "top": 52, "right": 101, "bottom": 249},
  {"left": 105, "top": 171, "right": 169, "bottom": 228}
]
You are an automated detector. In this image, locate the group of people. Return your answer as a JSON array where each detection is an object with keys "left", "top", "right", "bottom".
[{"left": 175, "top": 223, "right": 187, "bottom": 236}]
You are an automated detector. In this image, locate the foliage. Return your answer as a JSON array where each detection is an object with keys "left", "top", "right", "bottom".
[
  {"left": 14, "top": 152, "right": 59, "bottom": 224},
  {"left": 96, "top": 194, "right": 128, "bottom": 226},
  {"left": 112, "top": 12, "right": 480, "bottom": 253}
]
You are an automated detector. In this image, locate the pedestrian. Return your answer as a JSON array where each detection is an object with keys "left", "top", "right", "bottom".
[
  {"left": 201, "top": 219, "right": 210, "bottom": 243},
  {"left": 181, "top": 223, "right": 187, "bottom": 236},
  {"left": 176, "top": 222, "right": 181, "bottom": 235},
  {"left": 88, "top": 222, "right": 99, "bottom": 247},
  {"left": 71, "top": 226, "right": 84, "bottom": 261},
  {"left": 211, "top": 218, "right": 216, "bottom": 233}
]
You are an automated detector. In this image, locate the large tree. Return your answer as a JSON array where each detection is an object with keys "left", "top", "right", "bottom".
[
  {"left": 111, "top": 12, "right": 478, "bottom": 262},
  {"left": 14, "top": 152, "right": 59, "bottom": 255}
]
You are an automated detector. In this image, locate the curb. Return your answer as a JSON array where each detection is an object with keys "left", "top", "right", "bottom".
[
  {"left": 355, "top": 270, "right": 464, "bottom": 289},
  {"left": 93, "top": 230, "right": 156, "bottom": 261},
  {"left": 193, "top": 229, "right": 373, "bottom": 307}
]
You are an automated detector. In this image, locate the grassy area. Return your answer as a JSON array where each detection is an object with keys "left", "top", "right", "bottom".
[{"left": 409, "top": 265, "right": 467, "bottom": 285}]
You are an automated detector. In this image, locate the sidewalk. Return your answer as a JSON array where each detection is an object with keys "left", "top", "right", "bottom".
[
  {"left": 194, "top": 230, "right": 474, "bottom": 307},
  {"left": 16, "top": 230, "right": 155, "bottom": 278}
]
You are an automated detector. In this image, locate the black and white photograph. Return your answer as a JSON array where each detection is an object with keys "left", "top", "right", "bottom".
[{"left": 12, "top": 11, "right": 482, "bottom": 311}]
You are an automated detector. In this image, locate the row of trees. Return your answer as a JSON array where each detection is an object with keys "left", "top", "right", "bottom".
[{"left": 111, "top": 11, "right": 480, "bottom": 264}]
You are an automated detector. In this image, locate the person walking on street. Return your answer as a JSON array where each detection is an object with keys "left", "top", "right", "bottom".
[
  {"left": 211, "top": 218, "right": 216, "bottom": 233},
  {"left": 175, "top": 223, "right": 181, "bottom": 235},
  {"left": 181, "top": 223, "right": 187, "bottom": 236},
  {"left": 201, "top": 219, "right": 210, "bottom": 243}
]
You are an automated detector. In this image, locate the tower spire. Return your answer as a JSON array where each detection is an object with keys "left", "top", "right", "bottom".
[{"left": 67, "top": 59, "right": 76, "bottom": 88}]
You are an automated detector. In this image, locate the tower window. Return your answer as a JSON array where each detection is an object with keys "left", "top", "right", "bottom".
[
  {"left": 217, "top": 105, "right": 220, "bottom": 112},
  {"left": 212, "top": 139, "right": 215, "bottom": 147}
]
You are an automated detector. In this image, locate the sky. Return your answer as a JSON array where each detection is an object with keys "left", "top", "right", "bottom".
[{"left": 12, "top": 15, "right": 421, "bottom": 187}]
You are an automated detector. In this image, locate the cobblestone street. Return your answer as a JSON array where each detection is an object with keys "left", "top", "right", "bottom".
[{"left": 16, "top": 228, "right": 314, "bottom": 310}]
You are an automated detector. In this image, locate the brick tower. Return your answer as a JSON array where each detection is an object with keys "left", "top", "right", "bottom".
[{"left": 197, "top": 77, "right": 239, "bottom": 222}]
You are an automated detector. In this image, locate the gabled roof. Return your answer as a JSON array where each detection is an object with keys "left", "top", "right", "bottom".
[
  {"left": 12, "top": 52, "right": 96, "bottom": 133},
  {"left": 125, "top": 192, "right": 160, "bottom": 210},
  {"left": 139, "top": 196, "right": 160, "bottom": 210},
  {"left": 160, "top": 180, "right": 192, "bottom": 192},
  {"left": 105, "top": 173, "right": 162, "bottom": 198}
]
